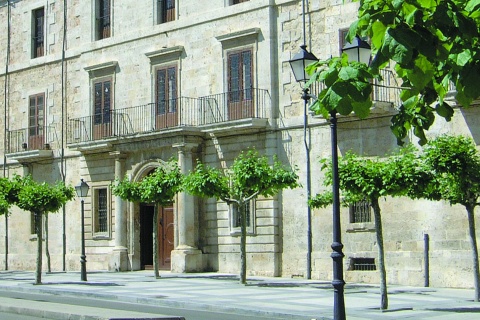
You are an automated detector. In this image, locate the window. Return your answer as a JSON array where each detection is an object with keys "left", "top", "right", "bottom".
[
  {"left": 349, "top": 258, "right": 376, "bottom": 271},
  {"left": 96, "top": 0, "right": 111, "bottom": 40},
  {"left": 93, "top": 187, "right": 110, "bottom": 237},
  {"left": 32, "top": 7, "right": 45, "bottom": 58},
  {"left": 155, "top": 65, "right": 178, "bottom": 128},
  {"left": 232, "top": 0, "right": 249, "bottom": 4},
  {"left": 230, "top": 200, "right": 255, "bottom": 234},
  {"left": 28, "top": 93, "right": 45, "bottom": 150},
  {"left": 157, "top": 0, "right": 175, "bottom": 24},
  {"left": 227, "top": 49, "right": 253, "bottom": 120},
  {"left": 349, "top": 199, "right": 371, "bottom": 223},
  {"left": 93, "top": 78, "right": 112, "bottom": 139}
]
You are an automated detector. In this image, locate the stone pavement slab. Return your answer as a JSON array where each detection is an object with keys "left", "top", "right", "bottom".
[{"left": 0, "top": 270, "right": 478, "bottom": 319}]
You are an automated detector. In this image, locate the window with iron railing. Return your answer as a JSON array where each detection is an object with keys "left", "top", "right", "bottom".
[
  {"left": 230, "top": 200, "right": 255, "bottom": 235},
  {"left": 349, "top": 199, "right": 372, "bottom": 223},
  {"left": 32, "top": 7, "right": 44, "bottom": 58},
  {"left": 349, "top": 257, "right": 376, "bottom": 271},
  {"left": 157, "top": 0, "right": 175, "bottom": 24},
  {"left": 96, "top": 0, "right": 111, "bottom": 40},
  {"left": 28, "top": 93, "right": 45, "bottom": 150},
  {"left": 94, "top": 187, "right": 110, "bottom": 237}
]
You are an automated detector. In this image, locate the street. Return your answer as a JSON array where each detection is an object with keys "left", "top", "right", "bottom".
[{"left": 0, "top": 291, "right": 288, "bottom": 320}]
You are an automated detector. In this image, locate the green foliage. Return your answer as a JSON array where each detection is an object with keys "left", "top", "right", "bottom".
[
  {"left": 16, "top": 175, "right": 75, "bottom": 214},
  {"left": 183, "top": 162, "right": 230, "bottom": 201},
  {"left": 310, "top": 145, "right": 430, "bottom": 207},
  {"left": 422, "top": 135, "right": 480, "bottom": 206},
  {"left": 112, "top": 161, "right": 184, "bottom": 206},
  {"left": 0, "top": 175, "right": 22, "bottom": 215},
  {"left": 306, "top": 54, "right": 377, "bottom": 119},
  {"left": 350, "top": 0, "right": 480, "bottom": 144},
  {"left": 184, "top": 149, "right": 299, "bottom": 203}
]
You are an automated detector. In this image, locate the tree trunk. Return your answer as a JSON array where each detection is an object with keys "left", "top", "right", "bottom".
[
  {"left": 239, "top": 202, "right": 247, "bottom": 285},
  {"left": 153, "top": 204, "right": 160, "bottom": 279},
  {"left": 466, "top": 204, "right": 480, "bottom": 302},
  {"left": 372, "top": 198, "right": 388, "bottom": 310},
  {"left": 45, "top": 213, "right": 51, "bottom": 273},
  {"left": 35, "top": 211, "right": 43, "bottom": 285}
]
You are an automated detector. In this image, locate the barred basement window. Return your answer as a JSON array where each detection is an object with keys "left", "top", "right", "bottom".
[
  {"left": 349, "top": 199, "right": 371, "bottom": 223},
  {"left": 350, "top": 258, "right": 376, "bottom": 271}
]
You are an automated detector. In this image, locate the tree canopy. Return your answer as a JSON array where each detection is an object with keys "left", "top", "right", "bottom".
[{"left": 349, "top": 0, "right": 480, "bottom": 144}]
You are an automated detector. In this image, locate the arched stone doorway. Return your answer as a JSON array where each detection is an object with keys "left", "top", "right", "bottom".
[{"left": 130, "top": 160, "right": 177, "bottom": 271}]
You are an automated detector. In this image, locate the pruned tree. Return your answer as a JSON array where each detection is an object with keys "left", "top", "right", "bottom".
[
  {"left": 184, "top": 149, "right": 298, "bottom": 284},
  {"left": 310, "top": 146, "right": 425, "bottom": 310},
  {"left": 15, "top": 176, "right": 74, "bottom": 285},
  {"left": 419, "top": 135, "right": 480, "bottom": 302},
  {"left": 112, "top": 161, "right": 183, "bottom": 278},
  {"left": 348, "top": 0, "right": 480, "bottom": 144}
]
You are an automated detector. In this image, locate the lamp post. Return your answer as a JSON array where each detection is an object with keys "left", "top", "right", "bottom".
[
  {"left": 289, "top": 35, "right": 370, "bottom": 320},
  {"left": 289, "top": 45, "right": 318, "bottom": 280},
  {"left": 75, "top": 179, "right": 90, "bottom": 281}
]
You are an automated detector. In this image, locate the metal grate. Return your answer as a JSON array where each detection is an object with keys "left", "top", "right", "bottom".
[
  {"left": 350, "top": 258, "right": 376, "bottom": 271},
  {"left": 97, "top": 188, "right": 108, "bottom": 232},
  {"left": 350, "top": 200, "right": 371, "bottom": 223}
]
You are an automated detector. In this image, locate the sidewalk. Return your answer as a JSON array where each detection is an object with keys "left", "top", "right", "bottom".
[{"left": 0, "top": 270, "right": 478, "bottom": 319}]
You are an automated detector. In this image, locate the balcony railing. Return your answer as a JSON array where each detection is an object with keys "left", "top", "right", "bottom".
[
  {"left": 198, "top": 88, "right": 269, "bottom": 125},
  {"left": 67, "top": 88, "right": 270, "bottom": 144},
  {"left": 309, "top": 68, "right": 402, "bottom": 108},
  {"left": 7, "top": 126, "right": 57, "bottom": 153}
]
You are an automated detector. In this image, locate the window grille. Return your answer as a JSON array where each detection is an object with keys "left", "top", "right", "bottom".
[
  {"left": 350, "top": 199, "right": 371, "bottom": 223},
  {"left": 96, "top": 188, "right": 108, "bottom": 233},
  {"left": 232, "top": 201, "right": 251, "bottom": 228},
  {"left": 350, "top": 258, "right": 376, "bottom": 271}
]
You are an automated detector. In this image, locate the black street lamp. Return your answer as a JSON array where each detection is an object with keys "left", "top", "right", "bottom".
[
  {"left": 289, "top": 45, "right": 318, "bottom": 280},
  {"left": 75, "top": 179, "right": 90, "bottom": 281}
]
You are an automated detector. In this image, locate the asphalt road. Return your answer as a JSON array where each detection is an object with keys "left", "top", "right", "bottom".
[{"left": 0, "top": 290, "right": 284, "bottom": 320}]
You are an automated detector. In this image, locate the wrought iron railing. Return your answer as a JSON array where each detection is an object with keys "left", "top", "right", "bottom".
[
  {"left": 67, "top": 89, "right": 270, "bottom": 144},
  {"left": 198, "top": 88, "right": 269, "bottom": 125},
  {"left": 309, "top": 68, "right": 402, "bottom": 108},
  {"left": 7, "top": 125, "right": 56, "bottom": 153}
]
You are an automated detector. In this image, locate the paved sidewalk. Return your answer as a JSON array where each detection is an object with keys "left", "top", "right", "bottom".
[{"left": 0, "top": 270, "right": 478, "bottom": 319}]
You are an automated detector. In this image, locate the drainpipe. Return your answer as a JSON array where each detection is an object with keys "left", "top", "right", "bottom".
[
  {"left": 3, "top": 0, "right": 11, "bottom": 271},
  {"left": 61, "top": 0, "right": 68, "bottom": 272}
]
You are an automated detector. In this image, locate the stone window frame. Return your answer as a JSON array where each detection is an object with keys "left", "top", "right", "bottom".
[
  {"left": 32, "top": 6, "right": 45, "bottom": 59},
  {"left": 229, "top": 199, "right": 256, "bottom": 236},
  {"left": 93, "top": 0, "right": 113, "bottom": 41},
  {"left": 156, "top": 0, "right": 176, "bottom": 24},
  {"left": 216, "top": 28, "right": 260, "bottom": 96},
  {"left": 92, "top": 185, "right": 112, "bottom": 239}
]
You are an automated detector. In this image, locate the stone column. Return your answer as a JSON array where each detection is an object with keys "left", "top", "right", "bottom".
[
  {"left": 171, "top": 143, "right": 203, "bottom": 272},
  {"left": 109, "top": 152, "right": 128, "bottom": 271}
]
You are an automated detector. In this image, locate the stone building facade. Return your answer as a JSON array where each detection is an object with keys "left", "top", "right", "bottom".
[{"left": 0, "top": 0, "right": 479, "bottom": 289}]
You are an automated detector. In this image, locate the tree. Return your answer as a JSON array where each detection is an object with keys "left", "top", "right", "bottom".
[
  {"left": 112, "top": 161, "right": 183, "bottom": 278},
  {"left": 348, "top": 0, "right": 480, "bottom": 145},
  {"left": 310, "top": 146, "right": 424, "bottom": 310},
  {"left": 184, "top": 149, "right": 299, "bottom": 284},
  {"left": 420, "top": 135, "right": 480, "bottom": 302},
  {"left": 15, "top": 176, "right": 74, "bottom": 285}
]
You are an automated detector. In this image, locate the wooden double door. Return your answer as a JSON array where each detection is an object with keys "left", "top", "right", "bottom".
[{"left": 139, "top": 204, "right": 174, "bottom": 270}]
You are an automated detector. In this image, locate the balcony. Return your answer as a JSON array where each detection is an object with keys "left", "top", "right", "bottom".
[
  {"left": 310, "top": 68, "right": 402, "bottom": 114},
  {"left": 67, "top": 88, "right": 270, "bottom": 145},
  {"left": 6, "top": 126, "right": 56, "bottom": 162}
]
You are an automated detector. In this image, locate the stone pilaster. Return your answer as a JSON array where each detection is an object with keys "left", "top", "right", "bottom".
[
  {"left": 171, "top": 143, "right": 203, "bottom": 272},
  {"left": 109, "top": 152, "right": 129, "bottom": 271}
]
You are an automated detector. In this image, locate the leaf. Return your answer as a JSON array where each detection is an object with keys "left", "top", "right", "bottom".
[
  {"left": 435, "top": 102, "right": 454, "bottom": 121},
  {"left": 466, "top": 0, "right": 480, "bottom": 12}
]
